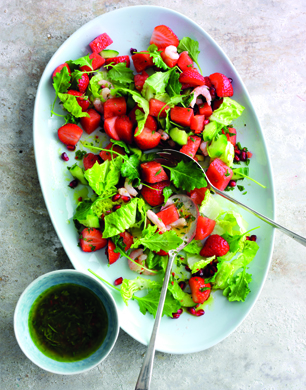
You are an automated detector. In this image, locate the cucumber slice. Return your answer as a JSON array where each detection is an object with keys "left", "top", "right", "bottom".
[
  {"left": 203, "top": 121, "right": 218, "bottom": 142},
  {"left": 79, "top": 214, "right": 100, "bottom": 229},
  {"left": 170, "top": 127, "right": 188, "bottom": 146},
  {"left": 207, "top": 134, "right": 228, "bottom": 158},
  {"left": 99, "top": 50, "right": 119, "bottom": 59},
  {"left": 68, "top": 164, "right": 88, "bottom": 185}
]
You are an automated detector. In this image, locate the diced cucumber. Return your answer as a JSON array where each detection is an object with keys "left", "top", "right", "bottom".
[
  {"left": 203, "top": 121, "right": 218, "bottom": 142},
  {"left": 207, "top": 134, "right": 228, "bottom": 158},
  {"left": 170, "top": 127, "right": 188, "bottom": 145},
  {"left": 79, "top": 214, "right": 100, "bottom": 228},
  {"left": 99, "top": 49, "right": 119, "bottom": 59},
  {"left": 219, "top": 141, "right": 235, "bottom": 167},
  {"left": 68, "top": 164, "right": 88, "bottom": 185}
]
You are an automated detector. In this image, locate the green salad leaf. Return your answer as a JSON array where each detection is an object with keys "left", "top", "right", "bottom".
[
  {"left": 223, "top": 268, "right": 252, "bottom": 302},
  {"left": 52, "top": 66, "right": 71, "bottom": 95},
  {"left": 107, "top": 63, "right": 134, "bottom": 86},
  {"left": 166, "top": 68, "right": 182, "bottom": 97},
  {"left": 134, "top": 290, "right": 181, "bottom": 318},
  {"left": 84, "top": 159, "right": 121, "bottom": 196},
  {"left": 120, "top": 277, "right": 161, "bottom": 305},
  {"left": 71, "top": 54, "right": 93, "bottom": 70},
  {"left": 147, "top": 44, "right": 169, "bottom": 70},
  {"left": 210, "top": 97, "right": 245, "bottom": 126},
  {"left": 177, "top": 37, "right": 202, "bottom": 74},
  {"left": 57, "top": 93, "right": 90, "bottom": 118}
]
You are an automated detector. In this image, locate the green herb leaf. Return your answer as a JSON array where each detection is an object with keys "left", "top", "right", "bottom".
[
  {"left": 147, "top": 44, "right": 169, "bottom": 70},
  {"left": 143, "top": 69, "right": 172, "bottom": 95},
  {"left": 120, "top": 154, "right": 141, "bottom": 185},
  {"left": 131, "top": 226, "right": 183, "bottom": 252},
  {"left": 166, "top": 68, "right": 182, "bottom": 97},
  {"left": 108, "top": 63, "right": 134, "bottom": 86},
  {"left": 57, "top": 93, "right": 90, "bottom": 118},
  {"left": 52, "top": 66, "right": 71, "bottom": 95},
  {"left": 162, "top": 186, "right": 173, "bottom": 204},
  {"left": 71, "top": 54, "right": 93, "bottom": 70},
  {"left": 134, "top": 289, "right": 181, "bottom": 318},
  {"left": 223, "top": 267, "right": 252, "bottom": 302},
  {"left": 84, "top": 159, "right": 121, "bottom": 196}
]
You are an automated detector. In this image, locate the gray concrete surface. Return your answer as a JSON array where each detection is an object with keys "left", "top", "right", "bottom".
[{"left": 1, "top": 0, "right": 306, "bottom": 389}]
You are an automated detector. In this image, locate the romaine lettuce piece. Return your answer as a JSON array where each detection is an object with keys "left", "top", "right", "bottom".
[{"left": 209, "top": 97, "right": 245, "bottom": 126}]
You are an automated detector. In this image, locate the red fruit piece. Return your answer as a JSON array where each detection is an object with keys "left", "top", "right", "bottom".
[
  {"left": 80, "top": 108, "right": 101, "bottom": 134},
  {"left": 119, "top": 231, "right": 134, "bottom": 251},
  {"left": 99, "top": 142, "right": 126, "bottom": 161},
  {"left": 195, "top": 216, "right": 216, "bottom": 240},
  {"left": 104, "top": 97, "right": 127, "bottom": 119},
  {"left": 179, "top": 69, "right": 206, "bottom": 87},
  {"left": 212, "top": 98, "right": 224, "bottom": 111},
  {"left": 180, "top": 135, "right": 201, "bottom": 159},
  {"left": 89, "top": 33, "right": 113, "bottom": 53},
  {"left": 145, "top": 115, "right": 157, "bottom": 131},
  {"left": 200, "top": 234, "right": 230, "bottom": 257},
  {"left": 140, "top": 161, "right": 168, "bottom": 183},
  {"left": 134, "top": 127, "right": 161, "bottom": 150},
  {"left": 134, "top": 71, "right": 149, "bottom": 91},
  {"left": 181, "top": 83, "right": 196, "bottom": 90},
  {"left": 198, "top": 102, "right": 213, "bottom": 117},
  {"left": 189, "top": 276, "right": 211, "bottom": 304},
  {"left": 79, "top": 228, "right": 107, "bottom": 252},
  {"left": 52, "top": 63, "right": 71, "bottom": 79},
  {"left": 160, "top": 49, "right": 178, "bottom": 68},
  {"left": 105, "top": 55, "right": 130, "bottom": 67},
  {"left": 115, "top": 115, "right": 133, "bottom": 144},
  {"left": 83, "top": 153, "right": 101, "bottom": 170},
  {"left": 67, "top": 90, "right": 90, "bottom": 112},
  {"left": 149, "top": 99, "right": 169, "bottom": 118},
  {"left": 156, "top": 204, "right": 179, "bottom": 226},
  {"left": 106, "top": 239, "right": 120, "bottom": 264},
  {"left": 187, "top": 187, "right": 208, "bottom": 205},
  {"left": 177, "top": 51, "right": 194, "bottom": 72},
  {"left": 128, "top": 104, "right": 143, "bottom": 126},
  {"left": 206, "top": 158, "right": 233, "bottom": 190},
  {"left": 132, "top": 52, "right": 154, "bottom": 73},
  {"left": 150, "top": 25, "right": 179, "bottom": 49},
  {"left": 222, "top": 127, "right": 237, "bottom": 146},
  {"left": 141, "top": 180, "right": 170, "bottom": 207},
  {"left": 190, "top": 115, "right": 205, "bottom": 134},
  {"left": 80, "top": 52, "right": 105, "bottom": 72},
  {"left": 209, "top": 73, "right": 233, "bottom": 98},
  {"left": 77, "top": 73, "right": 89, "bottom": 94},
  {"left": 170, "top": 106, "right": 194, "bottom": 127},
  {"left": 58, "top": 123, "right": 83, "bottom": 146},
  {"left": 104, "top": 116, "right": 120, "bottom": 140}
]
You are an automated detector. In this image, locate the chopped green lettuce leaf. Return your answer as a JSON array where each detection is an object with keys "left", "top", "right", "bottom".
[
  {"left": 147, "top": 44, "right": 169, "bottom": 70},
  {"left": 187, "top": 254, "right": 215, "bottom": 274},
  {"left": 183, "top": 240, "right": 202, "bottom": 255},
  {"left": 210, "top": 97, "right": 245, "bottom": 126},
  {"left": 120, "top": 277, "right": 160, "bottom": 304},
  {"left": 57, "top": 93, "right": 90, "bottom": 118},
  {"left": 84, "top": 159, "right": 121, "bottom": 196},
  {"left": 107, "top": 63, "right": 134, "bottom": 86},
  {"left": 199, "top": 190, "right": 223, "bottom": 220},
  {"left": 223, "top": 268, "right": 252, "bottom": 302}
]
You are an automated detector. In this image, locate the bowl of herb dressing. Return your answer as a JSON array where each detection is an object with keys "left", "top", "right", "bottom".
[{"left": 14, "top": 269, "right": 119, "bottom": 374}]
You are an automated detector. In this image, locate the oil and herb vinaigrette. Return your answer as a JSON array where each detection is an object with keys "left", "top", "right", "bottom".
[{"left": 28, "top": 283, "right": 108, "bottom": 362}]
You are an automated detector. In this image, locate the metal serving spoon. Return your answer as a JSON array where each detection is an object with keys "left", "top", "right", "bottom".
[
  {"left": 135, "top": 194, "right": 199, "bottom": 390},
  {"left": 158, "top": 149, "right": 306, "bottom": 247}
]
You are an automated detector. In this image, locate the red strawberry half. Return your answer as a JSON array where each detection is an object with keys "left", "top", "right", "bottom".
[
  {"left": 106, "top": 239, "right": 120, "bottom": 264},
  {"left": 58, "top": 123, "right": 83, "bottom": 147},
  {"left": 200, "top": 234, "right": 230, "bottom": 257},
  {"left": 179, "top": 69, "right": 206, "bottom": 87},
  {"left": 79, "top": 228, "right": 107, "bottom": 252},
  {"left": 141, "top": 180, "right": 170, "bottom": 206},
  {"left": 209, "top": 73, "right": 233, "bottom": 97},
  {"left": 189, "top": 276, "right": 211, "bottom": 304},
  {"left": 77, "top": 73, "right": 89, "bottom": 94},
  {"left": 52, "top": 63, "right": 71, "bottom": 79},
  {"left": 83, "top": 153, "right": 102, "bottom": 171},
  {"left": 150, "top": 25, "right": 179, "bottom": 49}
]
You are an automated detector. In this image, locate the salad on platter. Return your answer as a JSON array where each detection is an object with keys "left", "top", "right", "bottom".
[{"left": 51, "top": 24, "right": 262, "bottom": 320}]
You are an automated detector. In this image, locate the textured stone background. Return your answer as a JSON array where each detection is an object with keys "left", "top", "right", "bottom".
[{"left": 1, "top": 0, "right": 306, "bottom": 389}]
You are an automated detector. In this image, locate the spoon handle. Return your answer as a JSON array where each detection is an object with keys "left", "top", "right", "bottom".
[
  {"left": 214, "top": 188, "right": 306, "bottom": 246},
  {"left": 135, "top": 251, "right": 175, "bottom": 390}
]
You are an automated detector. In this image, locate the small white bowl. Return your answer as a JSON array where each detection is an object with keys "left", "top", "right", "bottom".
[{"left": 14, "top": 269, "right": 119, "bottom": 375}]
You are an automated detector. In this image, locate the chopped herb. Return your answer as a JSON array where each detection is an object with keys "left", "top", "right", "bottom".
[
  {"left": 154, "top": 168, "right": 162, "bottom": 176},
  {"left": 75, "top": 150, "right": 87, "bottom": 160},
  {"left": 237, "top": 185, "right": 245, "bottom": 191},
  {"left": 225, "top": 169, "right": 230, "bottom": 177}
]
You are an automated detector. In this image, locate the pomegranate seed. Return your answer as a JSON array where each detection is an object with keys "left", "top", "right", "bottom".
[
  {"left": 188, "top": 307, "right": 196, "bottom": 315},
  {"left": 179, "top": 281, "right": 186, "bottom": 290},
  {"left": 235, "top": 149, "right": 241, "bottom": 155},
  {"left": 172, "top": 313, "right": 181, "bottom": 319},
  {"left": 114, "top": 277, "right": 123, "bottom": 286},
  {"left": 113, "top": 205, "right": 121, "bottom": 211},
  {"left": 112, "top": 193, "right": 121, "bottom": 202},
  {"left": 105, "top": 210, "right": 111, "bottom": 214},
  {"left": 209, "top": 87, "right": 216, "bottom": 100},
  {"left": 246, "top": 236, "right": 250, "bottom": 240},
  {"left": 188, "top": 307, "right": 205, "bottom": 316},
  {"left": 228, "top": 77, "right": 233, "bottom": 83},
  {"left": 61, "top": 152, "right": 69, "bottom": 161},
  {"left": 130, "top": 48, "right": 137, "bottom": 55},
  {"left": 250, "top": 235, "right": 257, "bottom": 242},
  {"left": 177, "top": 308, "right": 183, "bottom": 315},
  {"left": 68, "top": 179, "right": 78, "bottom": 189},
  {"left": 240, "top": 151, "right": 247, "bottom": 161},
  {"left": 67, "top": 145, "right": 76, "bottom": 151},
  {"left": 78, "top": 197, "right": 82, "bottom": 202},
  {"left": 229, "top": 180, "right": 236, "bottom": 187},
  {"left": 185, "top": 266, "right": 191, "bottom": 272},
  {"left": 195, "top": 309, "right": 205, "bottom": 317},
  {"left": 121, "top": 195, "right": 130, "bottom": 203},
  {"left": 193, "top": 269, "right": 204, "bottom": 277},
  {"left": 204, "top": 119, "right": 210, "bottom": 125},
  {"left": 95, "top": 135, "right": 99, "bottom": 139},
  {"left": 234, "top": 155, "right": 240, "bottom": 162}
]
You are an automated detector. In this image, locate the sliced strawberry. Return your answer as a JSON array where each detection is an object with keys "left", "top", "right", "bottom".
[
  {"left": 209, "top": 73, "right": 233, "bottom": 97},
  {"left": 80, "top": 108, "right": 101, "bottom": 134},
  {"left": 177, "top": 51, "right": 194, "bottom": 72},
  {"left": 198, "top": 102, "right": 212, "bottom": 117},
  {"left": 150, "top": 25, "right": 179, "bottom": 49},
  {"left": 77, "top": 73, "right": 89, "bottom": 94},
  {"left": 212, "top": 98, "right": 224, "bottom": 111},
  {"left": 134, "top": 71, "right": 149, "bottom": 91},
  {"left": 156, "top": 204, "right": 179, "bottom": 226},
  {"left": 52, "top": 63, "right": 71, "bottom": 79},
  {"left": 222, "top": 127, "right": 237, "bottom": 146},
  {"left": 187, "top": 187, "right": 208, "bottom": 205},
  {"left": 132, "top": 52, "right": 154, "bottom": 73},
  {"left": 206, "top": 158, "right": 233, "bottom": 190},
  {"left": 115, "top": 115, "right": 133, "bottom": 144},
  {"left": 181, "top": 82, "right": 196, "bottom": 90},
  {"left": 195, "top": 216, "right": 216, "bottom": 240},
  {"left": 106, "top": 239, "right": 120, "bottom": 264},
  {"left": 104, "top": 97, "right": 127, "bottom": 119},
  {"left": 80, "top": 52, "right": 105, "bottom": 72},
  {"left": 179, "top": 69, "right": 206, "bottom": 87},
  {"left": 58, "top": 123, "right": 83, "bottom": 146},
  {"left": 140, "top": 161, "right": 168, "bottom": 183},
  {"left": 67, "top": 90, "right": 90, "bottom": 112},
  {"left": 79, "top": 228, "right": 107, "bottom": 252},
  {"left": 105, "top": 55, "right": 130, "bottom": 67},
  {"left": 99, "top": 142, "right": 126, "bottom": 161},
  {"left": 170, "top": 106, "right": 194, "bottom": 127},
  {"left": 145, "top": 115, "right": 157, "bottom": 131},
  {"left": 203, "top": 76, "right": 213, "bottom": 88},
  {"left": 89, "top": 33, "right": 113, "bottom": 53},
  {"left": 149, "top": 99, "right": 169, "bottom": 118},
  {"left": 160, "top": 49, "right": 178, "bottom": 68},
  {"left": 141, "top": 180, "right": 170, "bottom": 207},
  {"left": 83, "top": 153, "right": 102, "bottom": 170},
  {"left": 119, "top": 231, "right": 134, "bottom": 251},
  {"left": 190, "top": 115, "right": 205, "bottom": 134},
  {"left": 200, "top": 234, "right": 230, "bottom": 257},
  {"left": 104, "top": 116, "right": 120, "bottom": 140},
  {"left": 134, "top": 127, "right": 161, "bottom": 150},
  {"left": 189, "top": 276, "right": 211, "bottom": 304},
  {"left": 180, "top": 135, "right": 201, "bottom": 159}
]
